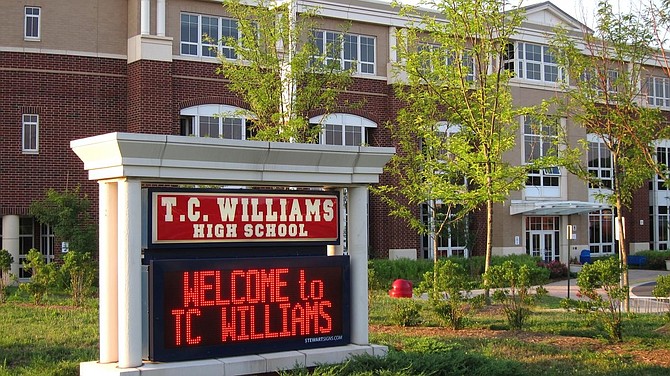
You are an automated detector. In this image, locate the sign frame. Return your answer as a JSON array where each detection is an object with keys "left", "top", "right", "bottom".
[
  {"left": 149, "top": 255, "right": 351, "bottom": 362},
  {"left": 144, "top": 188, "right": 340, "bottom": 250}
]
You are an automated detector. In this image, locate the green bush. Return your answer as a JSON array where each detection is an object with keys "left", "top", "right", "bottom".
[
  {"left": 562, "top": 257, "right": 627, "bottom": 342},
  {"left": 485, "top": 260, "right": 548, "bottom": 330},
  {"left": 368, "top": 259, "right": 432, "bottom": 289},
  {"left": 61, "top": 251, "right": 96, "bottom": 306},
  {"left": 19, "top": 249, "right": 57, "bottom": 305},
  {"left": 634, "top": 250, "right": 670, "bottom": 270},
  {"left": 0, "top": 249, "right": 15, "bottom": 303},
  {"left": 653, "top": 274, "right": 670, "bottom": 323},
  {"left": 389, "top": 298, "right": 422, "bottom": 327}
]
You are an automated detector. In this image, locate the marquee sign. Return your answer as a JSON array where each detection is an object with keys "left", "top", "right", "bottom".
[
  {"left": 149, "top": 255, "right": 350, "bottom": 361},
  {"left": 147, "top": 189, "right": 339, "bottom": 248}
]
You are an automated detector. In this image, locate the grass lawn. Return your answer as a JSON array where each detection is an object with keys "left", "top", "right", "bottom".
[{"left": 2, "top": 289, "right": 670, "bottom": 375}]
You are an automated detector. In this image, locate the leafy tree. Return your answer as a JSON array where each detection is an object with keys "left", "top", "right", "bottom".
[
  {"left": 377, "top": 0, "right": 556, "bottom": 299},
  {"left": 562, "top": 258, "right": 628, "bottom": 342},
  {"left": 215, "top": 0, "right": 354, "bottom": 142},
  {"left": 29, "top": 187, "right": 97, "bottom": 254},
  {"left": 484, "top": 260, "right": 548, "bottom": 330},
  {"left": 0, "top": 249, "right": 15, "bottom": 303},
  {"left": 551, "top": 1, "right": 664, "bottom": 311}
]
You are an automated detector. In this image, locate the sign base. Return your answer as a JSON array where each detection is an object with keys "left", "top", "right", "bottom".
[{"left": 80, "top": 344, "right": 387, "bottom": 375}]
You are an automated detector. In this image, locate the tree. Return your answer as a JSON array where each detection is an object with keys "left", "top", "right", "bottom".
[
  {"left": 29, "top": 187, "right": 97, "bottom": 254},
  {"left": 551, "top": 1, "right": 664, "bottom": 311},
  {"left": 215, "top": 0, "right": 354, "bottom": 142},
  {"left": 377, "top": 0, "right": 554, "bottom": 297}
]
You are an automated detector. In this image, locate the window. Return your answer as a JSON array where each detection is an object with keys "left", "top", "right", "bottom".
[
  {"left": 589, "top": 209, "right": 615, "bottom": 254},
  {"left": 180, "top": 105, "right": 249, "bottom": 140},
  {"left": 654, "top": 146, "right": 670, "bottom": 191},
  {"left": 180, "top": 13, "right": 239, "bottom": 59},
  {"left": 40, "top": 223, "right": 55, "bottom": 263},
  {"left": 310, "top": 113, "right": 376, "bottom": 146},
  {"left": 421, "top": 203, "right": 469, "bottom": 259},
  {"left": 18, "top": 217, "right": 34, "bottom": 279},
  {"left": 418, "top": 43, "right": 475, "bottom": 81},
  {"left": 524, "top": 116, "right": 559, "bottom": 188},
  {"left": 312, "top": 30, "right": 375, "bottom": 74},
  {"left": 22, "top": 114, "right": 38, "bottom": 153},
  {"left": 24, "top": 6, "right": 40, "bottom": 40},
  {"left": 648, "top": 76, "right": 670, "bottom": 108},
  {"left": 588, "top": 136, "right": 613, "bottom": 189},
  {"left": 503, "top": 42, "right": 562, "bottom": 83}
]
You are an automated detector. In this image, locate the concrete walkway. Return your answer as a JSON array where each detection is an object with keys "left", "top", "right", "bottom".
[{"left": 544, "top": 268, "right": 670, "bottom": 313}]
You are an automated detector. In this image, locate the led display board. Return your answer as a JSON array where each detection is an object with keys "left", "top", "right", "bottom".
[
  {"left": 146, "top": 189, "right": 340, "bottom": 248},
  {"left": 149, "top": 255, "right": 350, "bottom": 362}
]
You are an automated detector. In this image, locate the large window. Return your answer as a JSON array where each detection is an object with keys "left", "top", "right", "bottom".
[
  {"left": 503, "top": 42, "right": 562, "bottom": 83},
  {"left": 24, "top": 6, "right": 40, "bottom": 40},
  {"left": 648, "top": 76, "right": 670, "bottom": 108},
  {"left": 312, "top": 30, "right": 375, "bottom": 74},
  {"left": 22, "top": 114, "right": 38, "bottom": 153},
  {"left": 587, "top": 136, "right": 613, "bottom": 189},
  {"left": 18, "top": 217, "right": 34, "bottom": 279},
  {"left": 589, "top": 209, "right": 615, "bottom": 254},
  {"left": 524, "top": 116, "right": 559, "bottom": 191},
  {"left": 180, "top": 105, "right": 250, "bottom": 140},
  {"left": 310, "top": 113, "right": 376, "bottom": 146},
  {"left": 180, "top": 13, "right": 239, "bottom": 59},
  {"left": 418, "top": 43, "right": 475, "bottom": 81},
  {"left": 420, "top": 203, "right": 469, "bottom": 259}
]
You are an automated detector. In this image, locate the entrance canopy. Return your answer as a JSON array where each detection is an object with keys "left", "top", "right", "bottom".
[{"left": 510, "top": 200, "right": 608, "bottom": 216}]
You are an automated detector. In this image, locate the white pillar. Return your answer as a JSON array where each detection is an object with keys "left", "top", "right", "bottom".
[
  {"left": 99, "top": 181, "right": 119, "bottom": 363},
  {"left": 156, "top": 0, "right": 166, "bottom": 37},
  {"left": 141, "top": 0, "right": 150, "bottom": 35},
  {"left": 117, "top": 179, "right": 143, "bottom": 368},
  {"left": 2, "top": 215, "right": 20, "bottom": 277},
  {"left": 348, "top": 186, "right": 369, "bottom": 345},
  {"left": 327, "top": 188, "right": 345, "bottom": 256}
]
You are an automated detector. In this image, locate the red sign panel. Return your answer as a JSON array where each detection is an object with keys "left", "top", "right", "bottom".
[{"left": 150, "top": 190, "right": 339, "bottom": 246}]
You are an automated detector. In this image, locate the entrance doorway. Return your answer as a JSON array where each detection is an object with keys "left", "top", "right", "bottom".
[{"left": 525, "top": 216, "right": 560, "bottom": 262}]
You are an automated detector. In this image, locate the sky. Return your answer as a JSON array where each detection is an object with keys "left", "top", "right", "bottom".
[{"left": 387, "top": 0, "right": 639, "bottom": 28}]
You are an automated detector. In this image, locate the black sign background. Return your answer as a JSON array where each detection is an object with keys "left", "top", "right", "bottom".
[{"left": 149, "top": 255, "right": 350, "bottom": 362}]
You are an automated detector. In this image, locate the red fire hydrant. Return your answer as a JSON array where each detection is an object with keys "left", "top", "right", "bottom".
[{"left": 388, "top": 279, "right": 413, "bottom": 298}]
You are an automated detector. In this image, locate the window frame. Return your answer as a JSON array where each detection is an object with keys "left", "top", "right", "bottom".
[
  {"left": 647, "top": 76, "right": 670, "bottom": 108},
  {"left": 504, "top": 42, "right": 562, "bottom": 83},
  {"left": 24, "top": 6, "right": 41, "bottom": 41},
  {"left": 180, "top": 104, "right": 250, "bottom": 140},
  {"left": 587, "top": 135, "right": 613, "bottom": 190},
  {"left": 310, "top": 113, "right": 377, "bottom": 146},
  {"left": 22, "top": 114, "right": 39, "bottom": 154},
  {"left": 523, "top": 116, "right": 559, "bottom": 188},
  {"left": 311, "top": 30, "right": 376, "bottom": 75},
  {"left": 180, "top": 12, "right": 240, "bottom": 59}
]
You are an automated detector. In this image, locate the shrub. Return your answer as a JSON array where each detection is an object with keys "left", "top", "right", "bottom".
[
  {"left": 634, "top": 250, "right": 670, "bottom": 270},
  {"left": 0, "top": 249, "right": 15, "bottom": 303},
  {"left": 61, "top": 251, "right": 96, "bottom": 306},
  {"left": 485, "top": 260, "right": 548, "bottom": 330},
  {"left": 19, "top": 249, "right": 57, "bottom": 305},
  {"left": 537, "top": 260, "right": 568, "bottom": 279},
  {"left": 417, "top": 259, "right": 480, "bottom": 329},
  {"left": 653, "top": 274, "right": 670, "bottom": 323},
  {"left": 389, "top": 298, "right": 422, "bottom": 327},
  {"left": 368, "top": 259, "right": 432, "bottom": 288},
  {"left": 562, "top": 257, "right": 627, "bottom": 342}
]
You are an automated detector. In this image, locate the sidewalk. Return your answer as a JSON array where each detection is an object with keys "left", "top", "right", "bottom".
[{"left": 543, "top": 268, "right": 670, "bottom": 313}]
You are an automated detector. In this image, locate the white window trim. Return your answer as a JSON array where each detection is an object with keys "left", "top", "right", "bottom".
[
  {"left": 310, "top": 113, "right": 376, "bottom": 146},
  {"left": 180, "top": 13, "right": 240, "bottom": 59},
  {"left": 22, "top": 114, "right": 39, "bottom": 154},
  {"left": 24, "top": 6, "right": 41, "bottom": 41},
  {"left": 523, "top": 116, "right": 560, "bottom": 196},
  {"left": 180, "top": 104, "right": 250, "bottom": 140},
  {"left": 312, "top": 30, "right": 376, "bottom": 75},
  {"left": 648, "top": 76, "right": 670, "bottom": 108},
  {"left": 587, "top": 134, "right": 614, "bottom": 192},
  {"left": 506, "top": 42, "right": 562, "bottom": 84}
]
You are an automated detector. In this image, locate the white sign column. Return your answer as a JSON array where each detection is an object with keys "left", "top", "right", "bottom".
[
  {"left": 348, "top": 186, "right": 369, "bottom": 345},
  {"left": 98, "top": 181, "right": 119, "bottom": 363},
  {"left": 117, "top": 178, "right": 143, "bottom": 368}
]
